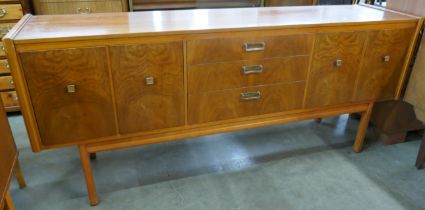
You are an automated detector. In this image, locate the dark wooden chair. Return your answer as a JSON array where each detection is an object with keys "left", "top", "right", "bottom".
[{"left": 416, "top": 132, "right": 425, "bottom": 169}]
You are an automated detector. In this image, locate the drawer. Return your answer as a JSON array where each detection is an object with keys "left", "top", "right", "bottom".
[
  {"left": 187, "top": 34, "right": 314, "bottom": 64},
  {"left": 36, "top": 0, "right": 124, "bottom": 14},
  {"left": 0, "top": 4, "right": 23, "bottom": 20},
  {"left": 189, "top": 56, "right": 309, "bottom": 93},
  {"left": 0, "top": 75, "right": 14, "bottom": 91},
  {"left": 0, "top": 42, "right": 6, "bottom": 57},
  {"left": 0, "top": 91, "right": 19, "bottom": 109},
  {"left": 0, "top": 59, "right": 9, "bottom": 75},
  {"left": 188, "top": 82, "right": 305, "bottom": 124},
  {"left": 0, "top": 23, "right": 15, "bottom": 39}
]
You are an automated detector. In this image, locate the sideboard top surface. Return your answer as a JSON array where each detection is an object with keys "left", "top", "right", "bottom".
[{"left": 8, "top": 5, "right": 419, "bottom": 43}]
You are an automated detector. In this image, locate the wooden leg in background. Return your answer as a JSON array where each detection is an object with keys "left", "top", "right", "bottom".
[
  {"left": 79, "top": 145, "right": 99, "bottom": 206},
  {"left": 89, "top": 153, "right": 97, "bottom": 160},
  {"left": 353, "top": 103, "right": 374, "bottom": 153},
  {"left": 4, "top": 191, "right": 15, "bottom": 210},
  {"left": 14, "top": 160, "right": 26, "bottom": 189},
  {"left": 415, "top": 132, "right": 425, "bottom": 169}
]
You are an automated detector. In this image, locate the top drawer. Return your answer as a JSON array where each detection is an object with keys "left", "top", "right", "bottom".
[
  {"left": 187, "top": 34, "right": 314, "bottom": 65},
  {"left": 0, "top": 4, "right": 23, "bottom": 20}
]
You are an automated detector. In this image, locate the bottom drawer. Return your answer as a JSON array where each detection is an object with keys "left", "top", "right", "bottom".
[
  {"left": 188, "top": 82, "right": 305, "bottom": 124},
  {"left": 1, "top": 91, "right": 19, "bottom": 111}
]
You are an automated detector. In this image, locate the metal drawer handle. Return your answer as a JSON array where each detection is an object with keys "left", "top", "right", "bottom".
[
  {"left": 335, "top": 59, "right": 342, "bottom": 67},
  {"left": 241, "top": 65, "right": 263, "bottom": 75},
  {"left": 240, "top": 91, "right": 261, "bottom": 101},
  {"left": 0, "top": 46, "right": 5, "bottom": 52},
  {"left": 144, "top": 76, "right": 155, "bottom": 85},
  {"left": 76, "top": 7, "right": 91, "bottom": 14},
  {"left": 66, "top": 84, "right": 76, "bottom": 93},
  {"left": 242, "top": 42, "right": 266, "bottom": 52},
  {"left": 9, "top": 78, "right": 13, "bottom": 86},
  {"left": 383, "top": 55, "right": 390, "bottom": 62},
  {"left": 0, "top": 8, "right": 7, "bottom": 18}
]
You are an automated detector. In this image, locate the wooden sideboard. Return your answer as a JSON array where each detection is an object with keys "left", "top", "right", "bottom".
[{"left": 4, "top": 5, "right": 422, "bottom": 205}]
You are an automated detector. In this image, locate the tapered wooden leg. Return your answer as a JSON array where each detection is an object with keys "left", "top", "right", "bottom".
[
  {"left": 353, "top": 103, "right": 374, "bottom": 153},
  {"left": 79, "top": 145, "right": 99, "bottom": 206},
  {"left": 4, "top": 191, "right": 15, "bottom": 210},
  {"left": 89, "top": 153, "right": 97, "bottom": 160},
  {"left": 14, "top": 160, "right": 26, "bottom": 189},
  {"left": 415, "top": 132, "right": 425, "bottom": 169}
]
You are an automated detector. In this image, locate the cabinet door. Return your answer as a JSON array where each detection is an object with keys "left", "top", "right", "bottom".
[
  {"left": 109, "top": 42, "right": 184, "bottom": 134},
  {"left": 354, "top": 28, "right": 415, "bottom": 102},
  {"left": 305, "top": 31, "right": 367, "bottom": 108},
  {"left": 20, "top": 47, "right": 116, "bottom": 146}
]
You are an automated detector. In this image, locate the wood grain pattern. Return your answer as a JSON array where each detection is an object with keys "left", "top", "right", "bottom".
[
  {"left": 189, "top": 82, "right": 305, "bottom": 124},
  {"left": 0, "top": 75, "right": 14, "bottom": 91},
  {"left": 265, "top": 0, "right": 315, "bottom": 6},
  {"left": 19, "top": 47, "right": 117, "bottom": 146},
  {"left": 354, "top": 28, "right": 415, "bottom": 102},
  {"left": 188, "top": 34, "right": 314, "bottom": 64},
  {"left": 189, "top": 56, "right": 309, "bottom": 93},
  {"left": 305, "top": 31, "right": 367, "bottom": 107},
  {"left": 0, "top": 97, "right": 17, "bottom": 208},
  {"left": 109, "top": 42, "right": 185, "bottom": 134},
  {"left": 33, "top": 0, "right": 126, "bottom": 15},
  {"left": 11, "top": 5, "right": 418, "bottom": 43}
]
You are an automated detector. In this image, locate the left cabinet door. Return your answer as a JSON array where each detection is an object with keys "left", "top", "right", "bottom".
[
  {"left": 109, "top": 42, "right": 185, "bottom": 134},
  {"left": 20, "top": 47, "right": 117, "bottom": 146}
]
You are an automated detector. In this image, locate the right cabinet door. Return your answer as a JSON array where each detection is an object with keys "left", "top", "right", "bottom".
[{"left": 354, "top": 28, "right": 415, "bottom": 102}]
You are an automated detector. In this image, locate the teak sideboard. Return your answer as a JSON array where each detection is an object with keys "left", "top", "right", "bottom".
[{"left": 3, "top": 5, "right": 423, "bottom": 205}]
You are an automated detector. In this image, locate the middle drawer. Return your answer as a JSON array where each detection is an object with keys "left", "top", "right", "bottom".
[{"left": 189, "top": 55, "right": 309, "bottom": 93}]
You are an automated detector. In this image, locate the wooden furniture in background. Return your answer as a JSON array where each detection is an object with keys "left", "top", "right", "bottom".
[
  {"left": 132, "top": 0, "right": 261, "bottom": 11},
  {"left": 370, "top": 101, "right": 424, "bottom": 144},
  {"left": 386, "top": 0, "right": 425, "bottom": 169},
  {"left": 416, "top": 132, "right": 425, "bottom": 169},
  {"left": 265, "top": 0, "right": 316, "bottom": 6},
  {"left": 32, "top": 0, "right": 128, "bottom": 14},
  {"left": 0, "top": 0, "right": 24, "bottom": 112},
  {"left": 4, "top": 5, "right": 422, "bottom": 205},
  {"left": 0, "top": 94, "right": 25, "bottom": 209}
]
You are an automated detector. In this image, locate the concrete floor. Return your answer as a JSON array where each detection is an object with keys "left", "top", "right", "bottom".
[{"left": 6, "top": 114, "right": 425, "bottom": 210}]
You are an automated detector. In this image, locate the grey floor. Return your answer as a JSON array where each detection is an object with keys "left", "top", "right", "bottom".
[{"left": 6, "top": 114, "right": 425, "bottom": 210}]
